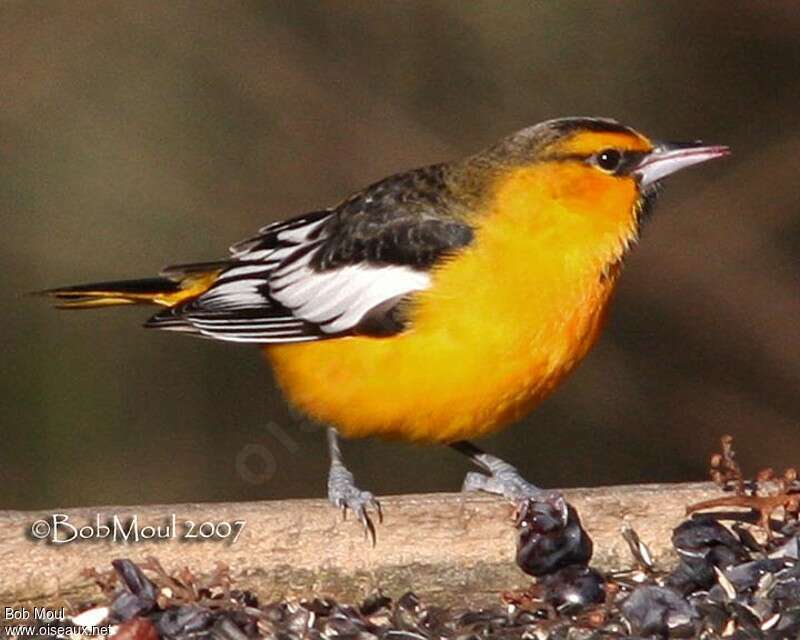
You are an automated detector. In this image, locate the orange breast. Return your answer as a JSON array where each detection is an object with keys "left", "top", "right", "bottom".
[{"left": 264, "top": 164, "right": 638, "bottom": 443}]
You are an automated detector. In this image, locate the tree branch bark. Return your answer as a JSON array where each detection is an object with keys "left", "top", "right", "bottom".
[{"left": 0, "top": 483, "right": 719, "bottom": 609}]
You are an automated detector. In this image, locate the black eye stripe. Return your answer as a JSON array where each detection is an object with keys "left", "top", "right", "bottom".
[{"left": 612, "top": 151, "right": 647, "bottom": 176}]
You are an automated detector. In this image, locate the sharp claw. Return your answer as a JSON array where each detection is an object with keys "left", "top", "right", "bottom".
[
  {"left": 334, "top": 494, "right": 381, "bottom": 545},
  {"left": 360, "top": 508, "right": 377, "bottom": 546}
]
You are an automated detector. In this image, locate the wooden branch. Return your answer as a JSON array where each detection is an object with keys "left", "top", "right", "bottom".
[{"left": 0, "top": 483, "right": 719, "bottom": 609}]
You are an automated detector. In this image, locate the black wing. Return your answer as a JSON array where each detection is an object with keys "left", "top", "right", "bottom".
[{"left": 146, "top": 164, "right": 474, "bottom": 343}]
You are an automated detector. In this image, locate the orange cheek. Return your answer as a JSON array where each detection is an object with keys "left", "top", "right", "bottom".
[
  {"left": 549, "top": 163, "right": 628, "bottom": 199},
  {"left": 566, "top": 173, "right": 639, "bottom": 229},
  {"left": 502, "top": 163, "right": 639, "bottom": 232}
]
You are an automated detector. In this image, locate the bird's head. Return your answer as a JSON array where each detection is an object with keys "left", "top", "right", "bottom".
[
  {"left": 462, "top": 117, "right": 729, "bottom": 267},
  {"left": 538, "top": 117, "right": 728, "bottom": 197}
]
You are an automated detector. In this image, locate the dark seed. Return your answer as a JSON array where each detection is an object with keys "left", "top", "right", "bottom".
[
  {"left": 360, "top": 593, "right": 392, "bottom": 616},
  {"left": 110, "top": 592, "right": 155, "bottom": 623},
  {"left": 515, "top": 495, "right": 593, "bottom": 577},
  {"left": 668, "top": 518, "right": 750, "bottom": 594},
  {"left": 153, "top": 604, "right": 213, "bottom": 637},
  {"left": 111, "top": 559, "right": 159, "bottom": 602},
  {"left": 541, "top": 565, "right": 606, "bottom": 613},
  {"left": 621, "top": 585, "right": 697, "bottom": 638}
]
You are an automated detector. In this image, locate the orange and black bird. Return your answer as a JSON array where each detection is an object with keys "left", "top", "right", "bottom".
[{"left": 42, "top": 117, "right": 729, "bottom": 540}]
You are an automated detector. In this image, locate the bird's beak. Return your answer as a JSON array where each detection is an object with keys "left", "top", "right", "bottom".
[{"left": 635, "top": 141, "right": 730, "bottom": 187}]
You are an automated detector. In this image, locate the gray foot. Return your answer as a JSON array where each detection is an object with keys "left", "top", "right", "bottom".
[
  {"left": 325, "top": 428, "right": 383, "bottom": 543},
  {"left": 327, "top": 459, "right": 382, "bottom": 544},
  {"left": 451, "top": 440, "right": 549, "bottom": 502},
  {"left": 462, "top": 461, "right": 545, "bottom": 502}
]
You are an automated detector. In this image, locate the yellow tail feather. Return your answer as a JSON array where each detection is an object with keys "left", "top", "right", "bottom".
[{"left": 39, "top": 269, "right": 223, "bottom": 309}]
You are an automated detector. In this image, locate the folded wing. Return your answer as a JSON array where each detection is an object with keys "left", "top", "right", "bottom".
[{"left": 146, "top": 164, "right": 474, "bottom": 343}]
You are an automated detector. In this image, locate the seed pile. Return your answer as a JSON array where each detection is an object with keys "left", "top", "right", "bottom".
[
  {"left": 500, "top": 436, "right": 800, "bottom": 638},
  {"left": 20, "top": 437, "right": 800, "bottom": 640}
]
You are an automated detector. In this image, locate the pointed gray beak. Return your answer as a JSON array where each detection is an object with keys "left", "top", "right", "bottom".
[{"left": 635, "top": 141, "right": 730, "bottom": 187}]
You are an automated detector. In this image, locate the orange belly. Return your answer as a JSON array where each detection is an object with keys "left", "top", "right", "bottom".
[
  {"left": 264, "top": 257, "right": 619, "bottom": 444},
  {"left": 265, "top": 288, "right": 613, "bottom": 444}
]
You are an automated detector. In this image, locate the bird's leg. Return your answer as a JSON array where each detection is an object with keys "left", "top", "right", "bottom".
[
  {"left": 451, "top": 440, "right": 551, "bottom": 502},
  {"left": 326, "top": 427, "right": 382, "bottom": 544}
]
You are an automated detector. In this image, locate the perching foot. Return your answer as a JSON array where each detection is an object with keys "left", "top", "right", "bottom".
[
  {"left": 461, "top": 464, "right": 543, "bottom": 501},
  {"left": 452, "top": 440, "right": 554, "bottom": 503},
  {"left": 326, "top": 428, "right": 383, "bottom": 544}
]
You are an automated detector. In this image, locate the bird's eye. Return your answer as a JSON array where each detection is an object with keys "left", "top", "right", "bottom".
[{"left": 594, "top": 149, "right": 623, "bottom": 173}]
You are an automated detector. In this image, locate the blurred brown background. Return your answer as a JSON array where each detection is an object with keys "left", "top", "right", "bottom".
[{"left": 2, "top": 1, "right": 798, "bottom": 510}]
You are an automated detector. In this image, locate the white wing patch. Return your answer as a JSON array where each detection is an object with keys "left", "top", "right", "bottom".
[
  {"left": 198, "top": 279, "right": 271, "bottom": 310},
  {"left": 228, "top": 214, "right": 328, "bottom": 260},
  {"left": 176, "top": 211, "right": 432, "bottom": 342},
  {"left": 271, "top": 263, "right": 431, "bottom": 334}
]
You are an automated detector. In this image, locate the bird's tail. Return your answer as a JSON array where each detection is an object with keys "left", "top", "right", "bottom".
[{"left": 38, "top": 262, "right": 226, "bottom": 309}]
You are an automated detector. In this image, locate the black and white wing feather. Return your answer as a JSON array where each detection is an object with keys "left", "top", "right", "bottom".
[{"left": 146, "top": 164, "right": 474, "bottom": 343}]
